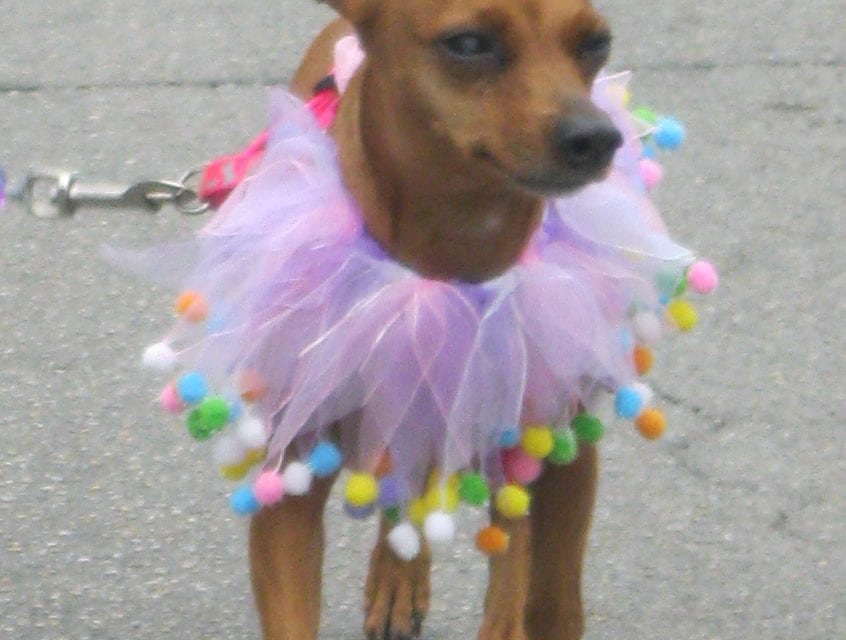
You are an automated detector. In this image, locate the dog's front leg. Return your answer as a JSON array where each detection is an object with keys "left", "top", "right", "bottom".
[
  {"left": 364, "top": 516, "right": 432, "bottom": 640},
  {"left": 249, "top": 472, "right": 336, "bottom": 640},
  {"left": 526, "top": 445, "right": 598, "bottom": 640},
  {"left": 477, "top": 515, "right": 532, "bottom": 640}
]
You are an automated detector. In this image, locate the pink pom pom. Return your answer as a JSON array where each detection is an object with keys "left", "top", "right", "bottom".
[
  {"left": 502, "top": 447, "right": 543, "bottom": 485},
  {"left": 687, "top": 261, "right": 719, "bottom": 294},
  {"left": 159, "top": 383, "right": 185, "bottom": 415},
  {"left": 253, "top": 471, "right": 285, "bottom": 506},
  {"left": 639, "top": 158, "right": 664, "bottom": 190}
]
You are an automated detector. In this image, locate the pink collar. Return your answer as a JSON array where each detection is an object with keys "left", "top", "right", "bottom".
[{"left": 197, "top": 36, "right": 365, "bottom": 209}]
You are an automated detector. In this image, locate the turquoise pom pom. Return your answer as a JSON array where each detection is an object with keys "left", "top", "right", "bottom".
[
  {"left": 615, "top": 387, "right": 644, "bottom": 419},
  {"left": 308, "top": 442, "right": 343, "bottom": 478},
  {"left": 618, "top": 327, "right": 635, "bottom": 352},
  {"left": 654, "top": 118, "right": 686, "bottom": 150},
  {"left": 177, "top": 372, "right": 207, "bottom": 404},
  {"left": 641, "top": 142, "right": 657, "bottom": 160},
  {"left": 227, "top": 398, "right": 243, "bottom": 423},
  {"left": 499, "top": 429, "right": 520, "bottom": 448},
  {"left": 230, "top": 486, "right": 260, "bottom": 515}
]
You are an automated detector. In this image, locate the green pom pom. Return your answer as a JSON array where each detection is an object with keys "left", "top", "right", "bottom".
[
  {"left": 383, "top": 506, "right": 402, "bottom": 525},
  {"left": 548, "top": 428, "right": 579, "bottom": 465},
  {"left": 187, "top": 410, "right": 215, "bottom": 441},
  {"left": 571, "top": 414, "right": 604, "bottom": 444},
  {"left": 186, "top": 396, "right": 229, "bottom": 441},
  {"left": 199, "top": 396, "right": 230, "bottom": 429},
  {"left": 633, "top": 106, "right": 659, "bottom": 125},
  {"left": 459, "top": 473, "right": 490, "bottom": 506}
]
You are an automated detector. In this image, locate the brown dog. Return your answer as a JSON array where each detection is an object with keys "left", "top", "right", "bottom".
[{"left": 251, "top": 0, "right": 620, "bottom": 638}]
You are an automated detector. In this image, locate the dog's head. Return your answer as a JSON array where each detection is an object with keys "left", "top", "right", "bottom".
[{"left": 327, "top": 0, "right": 622, "bottom": 196}]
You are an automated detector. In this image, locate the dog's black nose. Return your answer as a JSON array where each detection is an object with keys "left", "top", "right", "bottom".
[{"left": 553, "top": 116, "right": 623, "bottom": 174}]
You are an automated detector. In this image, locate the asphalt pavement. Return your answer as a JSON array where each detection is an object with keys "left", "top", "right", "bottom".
[{"left": 1, "top": 1, "right": 844, "bottom": 639}]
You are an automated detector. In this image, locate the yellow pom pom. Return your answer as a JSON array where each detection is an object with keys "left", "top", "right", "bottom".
[
  {"left": 220, "top": 460, "right": 252, "bottom": 481},
  {"left": 636, "top": 408, "right": 667, "bottom": 440},
  {"left": 495, "top": 484, "right": 531, "bottom": 519},
  {"left": 606, "top": 83, "right": 631, "bottom": 108},
  {"left": 408, "top": 497, "right": 428, "bottom": 526},
  {"left": 521, "top": 426, "right": 554, "bottom": 459},
  {"left": 667, "top": 299, "right": 698, "bottom": 332},
  {"left": 424, "top": 484, "right": 460, "bottom": 513},
  {"left": 426, "top": 471, "right": 459, "bottom": 491},
  {"left": 219, "top": 448, "right": 264, "bottom": 481},
  {"left": 345, "top": 473, "right": 379, "bottom": 507}
]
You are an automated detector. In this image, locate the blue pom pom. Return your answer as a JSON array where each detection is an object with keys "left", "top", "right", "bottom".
[
  {"left": 615, "top": 387, "right": 644, "bottom": 419},
  {"left": 654, "top": 118, "right": 686, "bottom": 150},
  {"left": 204, "top": 312, "right": 226, "bottom": 334},
  {"left": 641, "top": 142, "right": 657, "bottom": 160},
  {"left": 344, "top": 501, "right": 376, "bottom": 520},
  {"left": 618, "top": 327, "right": 635, "bottom": 353},
  {"left": 499, "top": 429, "right": 520, "bottom": 448},
  {"left": 378, "top": 475, "right": 407, "bottom": 508},
  {"left": 227, "top": 399, "right": 243, "bottom": 423},
  {"left": 308, "top": 442, "right": 343, "bottom": 478},
  {"left": 230, "top": 486, "right": 260, "bottom": 515},
  {"left": 177, "top": 372, "right": 208, "bottom": 404}
]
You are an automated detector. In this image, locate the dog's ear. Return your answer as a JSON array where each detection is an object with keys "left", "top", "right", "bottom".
[{"left": 320, "top": 0, "right": 378, "bottom": 28}]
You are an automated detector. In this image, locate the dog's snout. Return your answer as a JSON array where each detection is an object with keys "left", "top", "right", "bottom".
[{"left": 553, "top": 116, "right": 623, "bottom": 174}]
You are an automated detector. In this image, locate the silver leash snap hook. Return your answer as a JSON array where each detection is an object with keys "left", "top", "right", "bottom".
[
  {"left": 5, "top": 165, "right": 211, "bottom": 218},
  {"left": 16, "top": 170, "right": 79, "bottom": 218}
]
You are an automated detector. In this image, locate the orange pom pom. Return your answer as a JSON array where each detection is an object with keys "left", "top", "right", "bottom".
[
  {"left": 374, "top": 450, "right": 393, "bottom": 476},
  {"left": 633, "top": 345, "right": 654, "bottom": 376},
  {"left": 636, "top": 408, "right": 667, "bottom": 440},
  {"left": 239, "top": 370, "right": 268, "bottom": 402},
  {"left": 476, "top": 525, "right": 510, "bottom": 555},
  {"left": 174, "top": 291, "right": 209, "bottom": 323}
]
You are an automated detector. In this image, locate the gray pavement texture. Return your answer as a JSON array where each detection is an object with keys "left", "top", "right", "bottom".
[{"left": 0, "top": 1, "right": 844, "bottom": 639}]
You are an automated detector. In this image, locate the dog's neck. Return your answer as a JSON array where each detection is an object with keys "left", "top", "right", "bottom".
[{"left": 333, "top": 64, "right": 543, "bottom": 283}]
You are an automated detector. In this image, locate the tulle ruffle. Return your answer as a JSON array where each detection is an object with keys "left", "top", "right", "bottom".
[{"left": 123, "top": 72, "right": 703, "bottom": 530}]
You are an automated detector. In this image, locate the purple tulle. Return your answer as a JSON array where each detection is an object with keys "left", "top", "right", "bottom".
[{"left": 117, "top": 73, "right": 694, "bottom": 496}]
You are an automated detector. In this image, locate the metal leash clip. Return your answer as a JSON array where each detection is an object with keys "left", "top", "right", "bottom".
[{"left": 9, "top": 168, "right": 209, "bottom": 219}]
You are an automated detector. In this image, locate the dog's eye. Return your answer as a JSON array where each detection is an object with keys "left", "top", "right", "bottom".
[
  {"left": 438, "top": 30, "right": 506, "bottom": 65},
  {"left": 577, "top": 31, "right": 612, "bottom": 66}
]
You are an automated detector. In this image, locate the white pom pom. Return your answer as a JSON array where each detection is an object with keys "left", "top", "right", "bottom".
[
  {"left": 213, "top": 434, "right": 247, "bottom": 467},
  {"left": 142, "top": 342, "right": 176, "bottom": 371},
  {"left": 388, "top": 522, "right": 421, "bottom": 562},
  {"left": 282, "top": 462, "right": 313, "bottom": 496},
  {"left": 632, "top": 312, "right": 662, "bottom": 345},
  {"left": 237, "top": 416, "right": 268, "bottom": 449},
  {"left": 630, "top": 382, "right": 655, "bottom": 406},
  {"left": 423, "top": 511, "right": 455, "bottom": 546}
]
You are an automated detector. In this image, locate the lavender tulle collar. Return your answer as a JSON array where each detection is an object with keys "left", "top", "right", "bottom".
[{"left": 125, "top": 63, "right": 717, "bottom": 560}]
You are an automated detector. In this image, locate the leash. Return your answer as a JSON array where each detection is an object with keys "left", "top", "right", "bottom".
[
  {"left": 0, "top": 75, "right": 341, "bottom": 219},
  {"left": 2, "top": 167, "right": 210, "bottom": 218}
]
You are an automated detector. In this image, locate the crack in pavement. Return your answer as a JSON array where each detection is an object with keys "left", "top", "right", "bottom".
[
  {"left": 0, "top": 57, "right": 843, "bottom": 96},
  {"left": 0, "top": 75, "right": 289, "bottom": 95},
  {"left": 652, "top": 383, "right": 730, "bottom": 433}
]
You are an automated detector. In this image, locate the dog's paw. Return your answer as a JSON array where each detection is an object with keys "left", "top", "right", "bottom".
[
  {"left": 363, "top": 534, "right": 431, "bottom": 640},
  {"left": 477, "top": 609, "right": 529, "bottom": 640}
]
